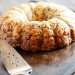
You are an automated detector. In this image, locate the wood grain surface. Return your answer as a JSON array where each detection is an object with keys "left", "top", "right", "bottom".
[
  {"left": 18, "top": 42, "right": 75, "bottom": 75},
  {"left": 0, "top": 0, "right": 75, "bottom": 75},
  {"left": 0, "top": 42, "right": 75, "bottom": 75}
]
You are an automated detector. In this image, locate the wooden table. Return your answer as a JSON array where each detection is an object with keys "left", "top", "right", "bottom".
[
  {"left": 0, "top": 0, "right": 75, "bottom": 75},
  {"left": 0, "top": 42, "right": 75, "bottom": 75}
]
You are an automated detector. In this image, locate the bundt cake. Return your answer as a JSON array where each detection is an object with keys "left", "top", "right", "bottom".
[{"left": 0, "top": 2, "right": 75, "bottom": 52}]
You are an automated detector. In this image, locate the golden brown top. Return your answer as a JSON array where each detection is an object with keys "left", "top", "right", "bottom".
[{"left": 0, "top": 2, "right": 75, "bottom": 52}]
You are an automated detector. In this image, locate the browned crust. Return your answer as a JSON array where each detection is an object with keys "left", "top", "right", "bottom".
[{"left": 0, "top": 2, "right": 75, "bottom": 52}]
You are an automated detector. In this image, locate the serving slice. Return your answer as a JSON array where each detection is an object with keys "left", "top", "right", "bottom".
[{"left": 0, "top": 39, "right": 32, "bottom": 75}]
